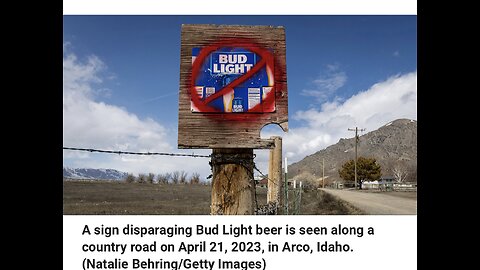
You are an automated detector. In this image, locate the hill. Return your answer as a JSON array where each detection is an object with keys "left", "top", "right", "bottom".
[{"left": 288, "top": 118, "right": 417, "bottom": 185}]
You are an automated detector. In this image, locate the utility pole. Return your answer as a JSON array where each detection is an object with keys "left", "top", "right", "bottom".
[
  {"left": 348, "top": 127, "right": 365, "bottom": 189},
  {"left": 322, "top": 158, "right": 325, "bottom": 188}
]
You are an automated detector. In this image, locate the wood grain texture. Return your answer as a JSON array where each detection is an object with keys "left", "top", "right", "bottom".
[
  {"left": 178, "top": 24, "right": 288, "bottom": 149},
  {"left": 210, "top": 148, "right": 255, "bottom": 215},
  {"left": 267, "top": 136, "right": 282, "bottom": 205}
]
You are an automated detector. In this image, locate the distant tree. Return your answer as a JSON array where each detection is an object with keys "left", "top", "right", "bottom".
[
  {"left": 125, "top": 173, "right": 135, "bottom": 183},
  {"left": 156, "top": 173, "right": 170, "bottom": 184},
  {"left": 292, "top": 171, "right": 318, "bottom": 190},
  {"left": 392, "top": 162, "right": 409, "bottom": 183},
  {"left": 137, "top": 173, "right": 146, "bottom": 184},
  {"left": 171, "top": 171, "right": 179, "bottom": 184},
  {"left": 189, "top": 172, "right": 201, "bottom": 184},
  {"left": 339, "top": 157, "right": 382, "bottom": 188},
  {"left": 146, "top": 173, "right": 155, "bottom": 184},
  {"left": 179, "top": 171, "right": 188, "bottom": 184},
  {"left": 165, "top": 173, "right": 172, "bottom": 183}
]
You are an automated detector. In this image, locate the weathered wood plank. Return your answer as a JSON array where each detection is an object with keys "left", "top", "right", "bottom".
[
  {"left": 210, "top": 148, "right": 255, "bottom": 215},
  {"left": 178, "top": 24, "right": 288, "bottom": 149}
]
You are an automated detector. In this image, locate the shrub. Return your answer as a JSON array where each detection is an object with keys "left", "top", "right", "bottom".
[
  {"left": 125, "top": 173, "right": 135, "bottom": 183},
  {"left": 146, "top": 173, "right": 155, "bottom": 184},
  {"left": 190, "top": 173, "right": 200, "bottom": 184},
  {"left": 137, "top": 173, "right": 146, "bottom": 184}
]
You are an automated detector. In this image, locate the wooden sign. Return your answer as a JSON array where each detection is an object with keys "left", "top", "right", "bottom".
[{"left": 178, "top": 24, "right": 288, "bottom": 149}]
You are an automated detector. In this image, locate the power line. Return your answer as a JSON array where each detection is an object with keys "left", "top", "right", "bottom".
[{"left": 63, "top": 147, "right": 211, "bottom": 158}]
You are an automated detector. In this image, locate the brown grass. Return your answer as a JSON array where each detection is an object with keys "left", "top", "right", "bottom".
[
  {"left": 63, "top": 180, "right": 362, "bottom": 215},
  {"left": 299, "top": 189, "right": 365, "bottom": 215},
  {"left": 63, "top": 180, "right": 212, "bottom": 214}
]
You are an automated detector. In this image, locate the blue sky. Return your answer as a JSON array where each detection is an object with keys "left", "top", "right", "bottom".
[{"left": 63, "top": 15, "right": 417, "bottom": 178}]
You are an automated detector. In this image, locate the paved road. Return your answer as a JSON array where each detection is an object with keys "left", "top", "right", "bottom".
[{"left": 320, "top": 188, "right": 417, "bottom": 215}]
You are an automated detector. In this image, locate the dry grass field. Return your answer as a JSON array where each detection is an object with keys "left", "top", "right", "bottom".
[{"left": 63, "top": 180, "right": 364, "bottom": 215}]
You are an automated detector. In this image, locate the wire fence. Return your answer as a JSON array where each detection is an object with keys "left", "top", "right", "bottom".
[
  {"left": 63, "top": 146, "right": 301, "bottom": 214},
  {"left": 63, "top": 147, "right": 211, "bottom": 158},
  {"left": 64, "top": 146, "right": 280, "bottom": 186}
]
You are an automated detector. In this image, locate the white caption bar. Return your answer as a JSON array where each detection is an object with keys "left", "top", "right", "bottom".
[{"left": 64, "top": 215, "right": 416, "bottom": 270}]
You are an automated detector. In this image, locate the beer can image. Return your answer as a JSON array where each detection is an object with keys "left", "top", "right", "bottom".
[
  {"left": 232, "top": 97, "right": 244, "bottom": 113},
  {"left": 223, "top": 89, "right": 234, "bottom": 112}
]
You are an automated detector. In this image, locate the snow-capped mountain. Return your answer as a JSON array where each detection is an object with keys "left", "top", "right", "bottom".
[{"left": 63, "top": 167, "right": 127, "bottom": 180}]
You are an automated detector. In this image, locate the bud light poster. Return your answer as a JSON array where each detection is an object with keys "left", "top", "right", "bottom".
[{"left": 191, "top": 47, "right": 275, "bottom": 113}]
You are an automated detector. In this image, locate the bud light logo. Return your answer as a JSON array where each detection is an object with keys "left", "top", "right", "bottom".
[
  {"left": 232, "top": 97, "right": 244, "bottom": 112},
  {"left": 211, "top": 52, "right": 255, "bottom": 75}
]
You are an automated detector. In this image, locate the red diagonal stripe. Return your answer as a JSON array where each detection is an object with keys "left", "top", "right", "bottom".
[{"left": 202, "top": 56, "right": 268, "bottom": 105}]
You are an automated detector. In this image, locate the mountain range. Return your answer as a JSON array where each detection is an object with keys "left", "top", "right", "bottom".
[{"left": 63, "top": 167, "right": 127, "bottom": 180}]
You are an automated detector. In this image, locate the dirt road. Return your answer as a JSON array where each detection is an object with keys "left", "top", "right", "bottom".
[{"left": 320, "top": 188, "right": 417, "bottom": 214}]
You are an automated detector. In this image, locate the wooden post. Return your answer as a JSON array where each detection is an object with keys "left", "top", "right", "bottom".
[
  {"left": 210, "top": 148, "right": 255, "bottom": 215},
  {"left": 298, "top": 181, "right": 302, "bottom": 214},
  {"left": 267, "top": 136, "right": 282, "bottom": 207},
  {"left": 284, "top": 157, "right": 288, "bottom": 215},
  {"left": 268, "top": 146, "right": 274, "bottom": 186},
  {"left": 292, "top": 180, "right": 296, "bottom": 214}
]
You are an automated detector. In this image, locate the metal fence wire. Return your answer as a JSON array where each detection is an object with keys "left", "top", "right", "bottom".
[{"left": 63, "top": 146, "right": 302, "bottom": 215}]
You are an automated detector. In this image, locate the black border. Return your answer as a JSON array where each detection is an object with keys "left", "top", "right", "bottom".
[{"left": 26, "top": 1, "right": 63, "bottom": 267}]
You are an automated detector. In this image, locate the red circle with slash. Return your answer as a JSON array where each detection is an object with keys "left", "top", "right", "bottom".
[{"left": 190, "top": 38, "right": 276, "bottom": 117}]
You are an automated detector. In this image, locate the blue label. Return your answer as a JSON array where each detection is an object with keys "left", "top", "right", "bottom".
[{"left": 192, "top": 47, "right": 275, "bottom": 113}]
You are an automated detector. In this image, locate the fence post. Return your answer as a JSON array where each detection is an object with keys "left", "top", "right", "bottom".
[
  {"left": 210, "top": 148, "right": 255, "bottom": 215},
  {"left": 298, "top": 181, "right": 302, "bottom": 214},
  {"left": 267, "top": 136, "right": 282, "bottom": 211},
  {"left": 284, "top": 157, "right": 288, "bottom": 215},
  {"left": 292, "top": 180, "right": 297, "bottom": 214}
]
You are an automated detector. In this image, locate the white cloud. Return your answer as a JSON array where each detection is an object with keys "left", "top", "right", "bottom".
[
  {"left": 301, "top": 64, "right": 347, "bottom": 102},
  {"left": 63, "top": 45, "right": 416, "bottom": 181},
  {"left": 260, "top": 71, "right": 417, "bottom": 170},
  {"left": 63, "top": 47, "right": 211, "bottom": 177}
]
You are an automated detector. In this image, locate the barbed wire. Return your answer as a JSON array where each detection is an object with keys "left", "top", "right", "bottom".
[
  {"left": 253, "top": 164, "right": 278, "bottom": 187},
  {"left": 64, "top": 146, "right": 282, "bottom": 214},
  {"left": 63, "top": 147, "right": 211, "bottom": 158},
  {"left": 64, "top": 146, "right": 274, "bottom": 183}
]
